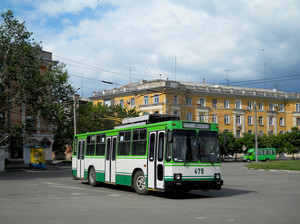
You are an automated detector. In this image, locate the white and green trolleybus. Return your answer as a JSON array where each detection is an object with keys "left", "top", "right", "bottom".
[{"left": 72, "top": 114, "right": 223, "bottom": 194}]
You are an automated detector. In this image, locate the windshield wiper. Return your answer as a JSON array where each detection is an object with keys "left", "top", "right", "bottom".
[{"left": 206, "top": 156, "right": 215, "bottom": 166}]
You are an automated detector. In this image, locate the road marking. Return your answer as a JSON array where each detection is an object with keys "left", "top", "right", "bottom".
[{"left": 196, "top": 217, "right": 205, "bottom": 220}]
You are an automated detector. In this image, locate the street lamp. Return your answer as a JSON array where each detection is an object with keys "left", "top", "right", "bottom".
[
  {"left": 254, "top": 102, "right": 258, "bottom": 162},
  {"left": 247, "top": 102, "right": 258, "bottom": 163}
]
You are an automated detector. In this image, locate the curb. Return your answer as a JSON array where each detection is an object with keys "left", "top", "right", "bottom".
[{"left": 243, "top": 166, "right": 300, "bottom": 173}]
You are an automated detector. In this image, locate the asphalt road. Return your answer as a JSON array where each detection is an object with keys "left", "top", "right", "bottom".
[{"left": 0, "top": 163, "right": 299, "bottom": 224}]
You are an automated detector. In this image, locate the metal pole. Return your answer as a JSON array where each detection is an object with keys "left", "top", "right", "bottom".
[
  {"left": 254, "top": 102, "right": 258, "bottom": 162},
  {"left": 175, "top": 56, "right": 177, "bottom": 81},
  {"left": 73, "top": 94, "right": 77, "bottom": 136}
]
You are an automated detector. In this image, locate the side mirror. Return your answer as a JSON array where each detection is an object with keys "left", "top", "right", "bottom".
[{"left": 168, "top": 131, "right": 173, "bottom": 143}]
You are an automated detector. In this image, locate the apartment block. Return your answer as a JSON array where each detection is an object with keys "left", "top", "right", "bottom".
[{"left": 91, "top": 79, "right": 300, "bottom": 137}]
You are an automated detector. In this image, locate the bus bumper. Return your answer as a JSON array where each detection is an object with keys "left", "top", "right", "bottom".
[{"left": 165, "top": 179, "right": 224, "bottom": 192}]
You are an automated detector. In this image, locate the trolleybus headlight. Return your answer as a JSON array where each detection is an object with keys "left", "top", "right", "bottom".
[
  {"left": 174, "top": 173, "right": 182, "bottom": 181},
  {"left": 214, "top": 173, "right": 221, "bottom": 180}
]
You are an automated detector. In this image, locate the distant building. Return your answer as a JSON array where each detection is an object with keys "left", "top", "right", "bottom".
[{"left": 91, "top": 79, "right": 300, "bottom": 137}]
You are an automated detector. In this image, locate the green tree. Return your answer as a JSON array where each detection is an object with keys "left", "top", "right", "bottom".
[
  {"left": 283, "top": 127, "right": 300, "bottom": 158},
  {"left": 0, "top": 10, "right": 74, "bottom": 153},
  {"left": 219, "top": 130, "right": 235, "bottom": 157},
  {"left": 77, "top": 103, "right": 140, "bottom": 134}
]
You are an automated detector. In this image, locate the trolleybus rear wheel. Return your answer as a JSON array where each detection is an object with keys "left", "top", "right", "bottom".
[
  {"left": 88, "top": 167, "right": 97, "bottom": 187},
  {"left": 133, "top": 171, "right": 149, "bottom": 195}
]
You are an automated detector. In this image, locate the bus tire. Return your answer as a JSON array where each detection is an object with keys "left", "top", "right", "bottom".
[
  {"left": 246, "top": 159, "right": 250, "bottom": 163},
  {"left": 88, "top": 167, "right": 97, "bottom": 187},
  {"left": 133, "top": 171, "right": 149, "bottom": 195},
  {"left": 265, "top": 158, "right": 269, "bottom": 162}
]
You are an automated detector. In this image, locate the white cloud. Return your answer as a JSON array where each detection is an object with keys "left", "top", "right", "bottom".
[{"left": 16, "top": 0, "right": 300, "bottom": 94}]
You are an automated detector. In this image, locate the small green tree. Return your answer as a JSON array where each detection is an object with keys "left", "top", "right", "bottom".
[
  {"left": 219, "top": 130, "right": 235, "bottom": 157},
  {"left": 283, "top": 127, "right": 300, "bottom": 159}
]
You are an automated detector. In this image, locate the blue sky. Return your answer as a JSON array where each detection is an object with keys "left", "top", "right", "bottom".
[{"left": 1, "top": 0, "right": 300, "bottom": 97}]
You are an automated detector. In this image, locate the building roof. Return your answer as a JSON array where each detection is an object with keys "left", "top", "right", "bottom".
[{"left": 91, "top": 79, "right": 300, "bottom": 101}]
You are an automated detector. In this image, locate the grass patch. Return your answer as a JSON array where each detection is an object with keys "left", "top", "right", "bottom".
[{"left": 245, "top": 160, "right": 300, "bottom": 171}]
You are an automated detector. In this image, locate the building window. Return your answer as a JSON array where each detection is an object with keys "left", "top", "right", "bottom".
[
  {"left": 153, "top": 110, "right": 159, "bottom": 114},
  {"left": 235, "top": 100, "right": 241, "bottom": 109},
  {"left": 236, "top": 130, "right": 241, "bottom": 138},
  {"left": 212, "top": 99, "right": 217, "bottom": 108},
  {"left": 236, "top": 116, "right": 241, "bottom": 125},
  {"left": 174, "top": 95, "right": 178, "bottom": 104},
  {"left": 186, "top": 97, "right": 192, "bottom": 106},
  {"left": 224, "top": 100, "right": 229, "bottom": 109},
  {"left": 187, "top": 112, "right": 192, "bottom": 121},
  {"left": 297, "top": 118, "right": 300, "bottom": 126},
  {"left": 212, "top": 114, "right": 217, "bottom": 123},
  {"left": 279, "top": 117, "right": 284, "bottom": 126},
  {"left": 143, "top": 96, "right": 149, "bottom": 105},
  {"left": 296, "top": 104, "right": 300, "bottom": 112},
  {"left": 104, "top": 99, "right": 111, "bottom": 107},
  {"left": 119, "top": 99, "right": 124, "bottom": 108},
  {"left": 269, "top": 117, "right": 274, "bottom": 126},
  {"left": 198, "top": 98, "right": 206, "bottom": 107},
  {"left": 259, "top": 117, "right": 263, "bottom": 125},
  {"left": 153, "top": 94, "right": 159, "bottom": 104},
  {"left": 173, "top": 110, "right": 179, "bottom": 117},
  {"left": 279, "top": 104, "right": 284, "bottom": 112},
  {"left": 259, "top": 130, "right": 264, "bottom": 136},
  {"left": 248, "top": 116, "right": 253, "bottom": 125},
  {"left": 130, "top": 97, "right": 135, "bottom": 106},
  {"left": 269, "top": 103, "right": 274, "bottom": 111},
  {"left": 248, "top": 102, "right": 253, "bottom": 110},
  {"left": 199, "top": 114, "right": 205, "bottom": 122},
  {"left": 259, "top": 102, "right": 264, "bottom": 111},
  {"left": 248, "top": 130, "right": 253, "bottom": 134},
  {"left": 224, "top": 115, "right": 230, "bottom": 124}
]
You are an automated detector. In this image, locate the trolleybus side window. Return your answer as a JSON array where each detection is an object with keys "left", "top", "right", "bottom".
[
  {"left": 118, "top": 131, "right": 131, "bottom": 155},
  {"left": 77, "top": 141, "right": 82, "bottom": 159},
  {"left": 132, "top": 129, "right": 147, "bottom": 155},
  {"left": 86, "top": 135, "right": 95, "bottom": 156},
  {"left": 74, "top": 137, "right": 78, "bottom": 156},
  {"left": 106, "top": 138, "right": 111, "bottom": 160},
  {"left": 112, "top": 137, "right": 117, "bottom": 160},
  {"left": 96, "top": 134, "right": 106, "bottom": 155},
  {"left": 158, "top": 132, "right": 164, "bottom": 162},
  {"left": 149, "top": 133, "right": 155, "bottom": 161}
]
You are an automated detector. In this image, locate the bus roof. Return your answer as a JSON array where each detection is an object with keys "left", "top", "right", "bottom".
[{"left": 74, "top": 120, "right": 219, "bottom": 137}]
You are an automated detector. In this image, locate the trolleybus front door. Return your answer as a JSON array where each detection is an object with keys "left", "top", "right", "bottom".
[
  {"left": 148, "top": 131, "right": 165, "bottom": 190},
  {"left": 105, "top": 136, "right": 117, "bottom": 183},
  {"left": 77, "top": 139, "right": 85, "bottom": 178}
]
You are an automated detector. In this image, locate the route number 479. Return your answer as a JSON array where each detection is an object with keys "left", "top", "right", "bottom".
[{"left": 194, "top": 168, "right": 204, "bottom": 175}]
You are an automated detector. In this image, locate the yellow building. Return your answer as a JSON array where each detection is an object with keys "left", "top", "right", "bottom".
[{"left": 91, "top": 80, "right": 300, "bottom": 137}]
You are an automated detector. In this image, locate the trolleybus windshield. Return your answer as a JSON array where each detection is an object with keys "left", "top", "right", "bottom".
[{"left": 171, "top": 130, "right": 220, "bottom": 163}]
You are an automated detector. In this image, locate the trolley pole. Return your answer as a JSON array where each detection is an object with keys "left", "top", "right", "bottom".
[{"left": 254, "top": 102, "right": 258, "bottom": 163}]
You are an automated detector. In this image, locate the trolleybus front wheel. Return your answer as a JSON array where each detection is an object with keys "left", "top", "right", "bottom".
[
  {"left": 133, "top": 171, "right": 149, "bottom": 195},
  {"left": 88, "top": 167, "right": 97, "bottom": 187}
]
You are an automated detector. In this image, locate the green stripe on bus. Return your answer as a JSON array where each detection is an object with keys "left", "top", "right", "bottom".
[{"left": 116, "top": 174, "right": 132, "bottom": 186}]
